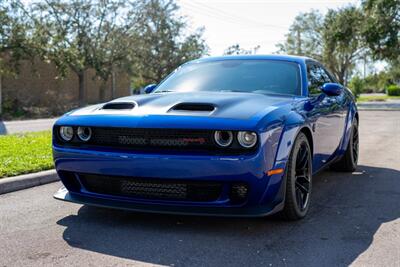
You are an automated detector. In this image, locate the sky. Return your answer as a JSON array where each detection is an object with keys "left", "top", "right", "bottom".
[{"left": 177, "top": 0, "right": 359, "bottom": 56}]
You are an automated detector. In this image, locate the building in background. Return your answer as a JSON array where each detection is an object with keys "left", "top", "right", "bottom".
[{"left": 1, "top": 58, "right": 131, "bottom": 119}]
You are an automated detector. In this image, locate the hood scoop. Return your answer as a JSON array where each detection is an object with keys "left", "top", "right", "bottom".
[
  {"left": 171, "top": 103, "right": 215, "bottom": 112},
  {"left": 102, "top": 102, "right": 135, "bottom": 110}
]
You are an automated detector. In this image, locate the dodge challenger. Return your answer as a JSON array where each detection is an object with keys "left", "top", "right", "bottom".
[{"left": 53, "top": 55, "right": 359, "bottom": 220}]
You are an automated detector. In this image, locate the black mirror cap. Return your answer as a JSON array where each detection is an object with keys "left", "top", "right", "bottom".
[{"left": 321, "top": 83, "right": 343, "bottom": 96}]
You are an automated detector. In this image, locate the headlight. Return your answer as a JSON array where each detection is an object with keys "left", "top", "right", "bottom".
[
  {"left": 77, "top": 126, "right": 92, "bottom": 142},
  {"left": 214, "top": 130, "right": 233, "bottom": 147},
  {"left": 59, "top": 126, "right": 74, "bottom": 141},
  {"left": 237, "top": 131, "right": 257, "bottom": 148}
]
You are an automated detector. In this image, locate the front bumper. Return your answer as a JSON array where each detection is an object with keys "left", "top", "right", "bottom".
[
  {"left": 54, "top": 187, "right": 284, "bottom": 217},
  {"left": 53, "top": 141, "right": 286, "bottom": 216}
]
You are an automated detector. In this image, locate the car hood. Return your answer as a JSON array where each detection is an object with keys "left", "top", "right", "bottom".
[
  {"left": 58, "top": 92, "right": 295, "bottom": 130},
  {"left": 73, "top": 92, "right": 293, "bottom": 119}
]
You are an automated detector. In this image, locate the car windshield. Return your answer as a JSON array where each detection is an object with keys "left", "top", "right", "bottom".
[{"left": 154, "top": 59, "right": 301, "bottom": 96}]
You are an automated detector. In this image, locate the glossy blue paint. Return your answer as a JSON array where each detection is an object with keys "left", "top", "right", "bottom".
[
  {"left": 53, "top": 55, "right": 358, "bottom": 217},
  {"left": 143, "top": 83, "right": 157, "bottom": 94},
  {"left": 321, "top": 83, "right": 343, "bottom": 96}
]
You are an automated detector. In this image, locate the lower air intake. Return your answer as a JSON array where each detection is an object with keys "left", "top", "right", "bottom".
[{"left": 79, "top": 174, "right": 223, "bottom": 202}]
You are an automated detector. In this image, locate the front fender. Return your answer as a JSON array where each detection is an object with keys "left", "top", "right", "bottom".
[{"left": 259, "top": 110, "right": 312, "bottom": 206}]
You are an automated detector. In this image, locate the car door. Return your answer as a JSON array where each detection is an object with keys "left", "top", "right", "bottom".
[
  {"left": 319, "top": 64, "right": 348, "bottom": 149},
  {"left": 305, "top": 62, "right": 344, "bottom": 170}
]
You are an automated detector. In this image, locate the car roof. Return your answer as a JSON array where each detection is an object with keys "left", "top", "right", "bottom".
[{"left": 188, "top": 54, "right": 315, "bottom": 64}]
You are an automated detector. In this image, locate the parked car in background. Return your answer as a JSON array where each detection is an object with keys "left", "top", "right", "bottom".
[{"left": 53, "top": 55, "right": 359, "bottom": 220}]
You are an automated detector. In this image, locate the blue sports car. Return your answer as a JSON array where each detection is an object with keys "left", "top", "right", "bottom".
[{"left": 53, "top": 55, "right": 359, "bottom": 220}]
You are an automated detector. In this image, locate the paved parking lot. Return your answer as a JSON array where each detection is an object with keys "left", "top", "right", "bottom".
[
  {"left": 0, "top": 110, "right": 399, "bottom": 266},
  {"left": 0, "top": 118, "right": 57, "bottom": 135}
]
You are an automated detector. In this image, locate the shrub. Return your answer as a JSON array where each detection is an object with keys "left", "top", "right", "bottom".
[
  {"left": 348, "top": 76, "right": 364, "bottom": 100},
  {"left": 387, "top": 85, "right": 400, "bottom": 96}
]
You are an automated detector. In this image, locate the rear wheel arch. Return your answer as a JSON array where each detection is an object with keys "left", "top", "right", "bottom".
[{"left": 354, "top": 112, "right": 359, "bottom": 126}]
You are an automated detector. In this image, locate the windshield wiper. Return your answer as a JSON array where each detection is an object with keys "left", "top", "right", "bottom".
[
  {"left": 218, "top": 89, "right": 248, "bottom": 93},
  {"left": 154, "top": 90, "right": 174, "bottom": 93}
]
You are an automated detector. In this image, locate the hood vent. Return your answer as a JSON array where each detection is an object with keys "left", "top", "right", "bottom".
[
  {"left": 102, "top": 102, "right": 135, "bottom": 110},
  {"left": 171, "top": 103, "right": 215, "bottom": 112}
]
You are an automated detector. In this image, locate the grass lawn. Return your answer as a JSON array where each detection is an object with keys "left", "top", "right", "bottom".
[
  {"left": 0, "top": 131, "right": 53, "bottom": 178},
  {"left": 357, "top": 95, "right": 400, "bottom": 102}
]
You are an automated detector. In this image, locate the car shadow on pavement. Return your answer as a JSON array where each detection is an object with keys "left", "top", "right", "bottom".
[{"left": 57, "top": 165, "right": 400, "bottom": 266}]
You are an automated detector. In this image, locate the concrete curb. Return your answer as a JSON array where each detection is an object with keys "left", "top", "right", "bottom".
[
  {"left": 0, "top": 169, "right": 59, "bottom": 195},
  {"left": 357, "top": 108, "right": 400, "bottom": 111}
]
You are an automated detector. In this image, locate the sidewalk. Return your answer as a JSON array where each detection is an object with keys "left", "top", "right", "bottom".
[
  {"left": 357, "top": 99, "right": 400, "bottom": 110},
  {"left": 0, "top": 118, "right": 57, "bottom": 135}
]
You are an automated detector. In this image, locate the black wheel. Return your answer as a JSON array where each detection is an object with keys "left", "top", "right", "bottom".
[
  {"left": 280, "top": 132, "right": 312, "bottom": 220},
  {"left": 330, "top": 118, "right": 359, "bottom": 172}
]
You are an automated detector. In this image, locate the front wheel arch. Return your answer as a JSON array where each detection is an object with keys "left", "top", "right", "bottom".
[
  {"left": 299, "top": 127, "right": 314, "bottom": 157},
  {"left": 279, "top": 131, "right": 313, "bottom": 220}
]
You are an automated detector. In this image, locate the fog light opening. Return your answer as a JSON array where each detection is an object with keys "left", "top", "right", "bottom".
[{"left": 230, "top": 183, "right": 249, "bottom": 204}]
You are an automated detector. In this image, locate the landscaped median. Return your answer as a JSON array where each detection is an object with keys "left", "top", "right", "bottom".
[
  {"left": 0, "top": 131, "right": 53, "bottom": 178},
  {"left": 357, "top": 94, "right": 400, "bottom": 102},
  {"left": 0, "top": 130, "right": 59, "bottom": 194}
]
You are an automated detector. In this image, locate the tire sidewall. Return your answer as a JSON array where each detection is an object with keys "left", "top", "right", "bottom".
[
  {"left": 286, "top": 133, "right": 312, "bottom": 218},
  {"left": 349, "top": 120, "right": 359, "bottom": 169}
]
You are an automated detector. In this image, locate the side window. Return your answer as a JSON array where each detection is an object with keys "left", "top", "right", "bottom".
[{"left": 307, "top": 64, "right": 333, "bottom": 96}]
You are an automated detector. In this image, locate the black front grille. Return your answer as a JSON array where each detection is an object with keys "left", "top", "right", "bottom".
[
  {"left": 90, "top": 128, "right": 215, "bottom": 151},
  {"left": 92, "top": 128, "right": 212, "bottom": 147},
  {"left": 79, "top": 174, "right": 223, "bottom": 202}
]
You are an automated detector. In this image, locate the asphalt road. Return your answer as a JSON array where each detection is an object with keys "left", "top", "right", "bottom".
[
  {"left": 1, "top": 110, "right": 399, "bottom": 267},
  {"left": 0, "top": 118, "right": 57, "bottom": 135}
]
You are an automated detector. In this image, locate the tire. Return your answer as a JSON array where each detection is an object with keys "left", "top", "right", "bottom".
[
  {"left": 280, "top": 132, "right": 312, "bottom": 220},
  {"left": 330, "top": 118, "right": 359, "bottom": 172}
]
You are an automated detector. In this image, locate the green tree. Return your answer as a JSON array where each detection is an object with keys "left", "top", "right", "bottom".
[
  {"left": 132, "top": 0, "right": 208, "bottom": 88},
  {"left": 26, "top": 0, "right": 138, "bottom": 105},
  {"left": 0, "top": 1, "right": 37, "bottom": 114},
  {"left": 348, "top": 75, "right": 365, "bottom": 100},
  {"left": 276, "top": 10, "right": 324, "bottom": 60},
  {"left": 322, "top": 6, "right": 365, "bottom": 85},
  {"left": 362, "top": 0, "right": 400, "bottom": 63},
  {"left": 223, "top": 44, "right": 253, "bottom": 55},
  {"left": 0, "top": 1, "right": 33, "bottom": 74},
  {"left": 277, "top": 7, "right": 365, "bottom": 85}
]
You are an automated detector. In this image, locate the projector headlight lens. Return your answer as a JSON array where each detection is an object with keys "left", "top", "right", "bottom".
[
  {"left": 237, "top": 131, "right": 257, "bottom": 148},
  {"left": 214, "top": 130, "right": 233, "bottom": 147},
  {"left": 77, "top": 126, "right": 92, "bottom": 142},
  {"left": 59, "top": 126, "right": 74, "bottom": 141}
]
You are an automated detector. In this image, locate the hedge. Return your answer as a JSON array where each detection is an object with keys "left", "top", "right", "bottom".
[{"left": 387, "top": 85, "right": 400, "bottom": 96}]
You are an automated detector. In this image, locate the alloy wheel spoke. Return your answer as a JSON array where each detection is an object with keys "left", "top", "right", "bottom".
[
  {"left": 294, "top": 143, "right": 311, "bottom": 211},
  {"left": 295, "top": 188, "right": 303, "bottom": 208},
  {"left": 295, "top": 179, "right": 309, "bottom": 194},
  {"left": 296, "top": 149, "right": 308, "bottom": 170}
]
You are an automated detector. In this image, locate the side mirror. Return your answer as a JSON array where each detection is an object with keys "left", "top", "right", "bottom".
[
  {"left": 321, "top": 83, "right": 343, "bottom": 96},
  {"left": 142, "top": 84, "right": 157, "bottom": 94}
]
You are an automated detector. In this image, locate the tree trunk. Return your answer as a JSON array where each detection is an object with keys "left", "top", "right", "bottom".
[
  {"left": 111, "top": 71, "right": 116, "bottom": 99},
  {"left": 77, "top": 71, "right": 86, "bottom": 106}
]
